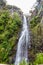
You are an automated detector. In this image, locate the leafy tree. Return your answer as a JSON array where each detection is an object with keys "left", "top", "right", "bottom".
[{"left": 0, "top": 10, "right": 22, "bottom": 63}]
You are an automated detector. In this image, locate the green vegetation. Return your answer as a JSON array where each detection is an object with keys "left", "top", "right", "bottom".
[
  {"left": 30, "top": 15, "right": 43, "bottom": 65},
  {"left": 21, "top": 53, "right": 43, "bottom": 65},
  {"left": 30, "top": 16, "right": 43, "bottom": 51},
  {"left": 30, "top": 16, "right": 41, "bottom": 28},
  {"left": 20, "top": 60, "right": 28, "bottom": 65},
  {"left": 0, "top": 0, "right": 43, "bottom": 64},
  {"left": 33, "top": 53, "right": 43, "bottom": 65},
  {"left": 0, "top": 10, "right": 22, "bottom": 63}
]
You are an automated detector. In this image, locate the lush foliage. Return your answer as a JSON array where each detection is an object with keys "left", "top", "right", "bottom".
[
  {"left": 30, "top": 16, "right": 41, "bottom": 28},
  {"left": 33, "top": 53, "right": 43, "bottom": 65},
  {"left": 20, "top": 60, "right": 28, "bottom": 65},
  {"left": 0, "top": 10, "right": 22, "bottom": 63},
  {"left": 30, "top": 15, "right": 43, "bottom": 64}
]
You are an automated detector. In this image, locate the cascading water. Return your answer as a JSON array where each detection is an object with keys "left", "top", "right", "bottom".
[{"left": 15, "top": 15, "right": 30, "bottom": 65}]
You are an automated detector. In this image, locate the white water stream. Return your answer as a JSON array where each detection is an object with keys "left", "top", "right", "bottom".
[{"left": 15, "top": 15, "right": 30, "bottom": 65}]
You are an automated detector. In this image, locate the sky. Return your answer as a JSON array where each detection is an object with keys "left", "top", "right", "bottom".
[{"left": 6, "top": 0, "right": 36, "bottom": 14}]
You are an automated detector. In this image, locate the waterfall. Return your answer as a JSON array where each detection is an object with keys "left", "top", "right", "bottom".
[{"left": 15, "top": 15, "right": 30, "bottom": 65}]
